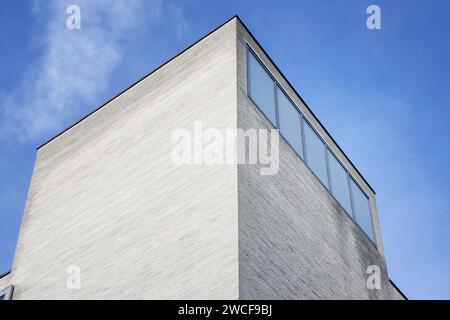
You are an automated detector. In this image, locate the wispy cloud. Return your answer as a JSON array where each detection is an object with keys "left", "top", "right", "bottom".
[{"left": 1, "top": 0, "right": 186, "bottom": 141}]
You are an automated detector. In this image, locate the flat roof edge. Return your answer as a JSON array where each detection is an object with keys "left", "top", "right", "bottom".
[
  {"left": 0, "top": 270, "right": 11, "bottom": 280},
  {"left": 36, "top": 14, "right": 375, "bottom": 195},
  {"left": 389, "top": 279, "right": 408, "bottom": 300}
]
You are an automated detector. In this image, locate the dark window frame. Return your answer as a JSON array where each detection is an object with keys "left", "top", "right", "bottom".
[
  {"left": 246, "top": 48, "right": 278, "bottom": 128},
  {"left": 276, "top": 85, "right": 304, "bottom": 159},
  {"left": 246, "top": 45, "right": 377, "bottom": 248},
  {"left": 0, "top": 285, "right": 14, "bottom": 300},
  {"left": 303, "top": 118, "right": 330, "bottom": 189}
]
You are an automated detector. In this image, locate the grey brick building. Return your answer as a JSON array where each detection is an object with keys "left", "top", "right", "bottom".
[{"left": 1, "top": 16, "right": 405, "bottom": 300}]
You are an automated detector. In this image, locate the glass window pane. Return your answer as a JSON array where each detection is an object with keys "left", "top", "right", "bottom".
[
  {"left": 304, "top": 122, "right": 329, "bottom": 188},
  {"left": 350, "top": 179, "right": 375, "bottom": 242},
  {"left": 248, "top": 52, "right": 276, "bottom": 125},
  {"left": 328, "top": 150, "right": 352, "bottom": 214},
  {"left": 277, "top": 87, "right": 303, "bottom": 157}
]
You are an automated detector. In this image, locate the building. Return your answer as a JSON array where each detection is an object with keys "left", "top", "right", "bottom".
[{"left": 1, "top": 16, "right": 405, "bottom": 300}]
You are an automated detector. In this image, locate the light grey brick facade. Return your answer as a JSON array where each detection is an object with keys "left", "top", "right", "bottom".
[
  {"left": 4, "top": 16, "right": 405, "bottom": 300},
  {"left": 236, "top": 18, "right": 403, "bottom": 300}
]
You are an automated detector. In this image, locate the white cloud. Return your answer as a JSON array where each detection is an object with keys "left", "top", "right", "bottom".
[{"left": 1, "top": 0, "right": 186, "bottom": 141}]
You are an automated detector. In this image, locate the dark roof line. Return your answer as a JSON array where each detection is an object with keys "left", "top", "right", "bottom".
[
  {"left": 234, "top": 16, "right": 376, "bottom": 194},
  {"left": 37, "top": 15, "right": 239, "bottom": 150},
  {"left": 0, "top": 270, "right": 11, "bottom": 280},
  {"left": 390, "top": 278, "right": 408, "bottom": 300},
  {"left": 36, "top": 14, "right": 375, "bottom": 194}
]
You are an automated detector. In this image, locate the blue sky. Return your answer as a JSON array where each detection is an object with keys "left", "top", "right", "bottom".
[{"left": 1, "top": 0, "right": 449, "bottom": 299}]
